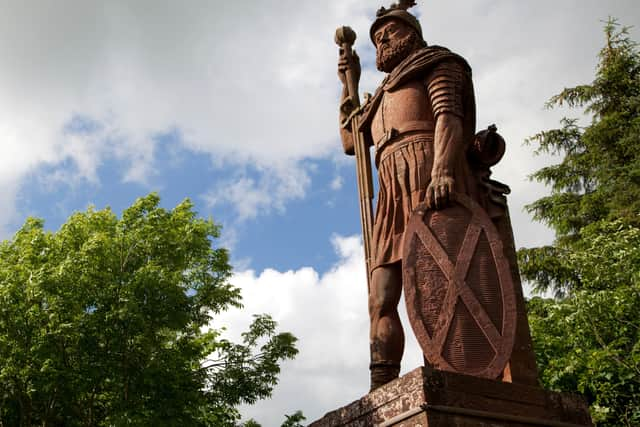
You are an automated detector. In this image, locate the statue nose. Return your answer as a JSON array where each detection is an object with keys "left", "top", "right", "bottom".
[{"left": 375, "top": 29, "right": 390, "bottom": 46}]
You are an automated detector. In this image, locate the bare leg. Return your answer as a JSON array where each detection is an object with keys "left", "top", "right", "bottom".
[{"left": 369, "top": 262, "right": 404, "bottom": 390}]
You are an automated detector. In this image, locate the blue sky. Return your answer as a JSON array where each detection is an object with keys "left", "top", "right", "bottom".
[
  {"left": 2, "top": 0, "right": 640, "bottom": 424},
  {"left": 15, "top": 125, "right": 363, "bottom": 274}
]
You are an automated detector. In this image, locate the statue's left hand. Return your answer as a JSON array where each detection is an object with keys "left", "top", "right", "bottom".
[{"left": 426, "top": 175, "right": 455, "bottom": 210}]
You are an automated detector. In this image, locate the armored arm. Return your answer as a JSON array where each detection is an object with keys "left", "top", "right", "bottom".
[{"left": 426, "top": 60, "right": 468, "bottom": 209}]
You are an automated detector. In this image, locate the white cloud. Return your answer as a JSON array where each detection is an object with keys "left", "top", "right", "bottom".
[
  {"left": 1, "top": 0, "right": 639, "bottom": 238},
  {"left": 202, "top": 163, "right": 311, "bottom": 221},
  {"left": 0, "top": 0, "right": 373, "bottom": 233},
  {"left": 330, "top": 175, "right": 343, "bottom": 191},
  {"left": 214, "top": 235, "right": 422, "bottom": 424}
]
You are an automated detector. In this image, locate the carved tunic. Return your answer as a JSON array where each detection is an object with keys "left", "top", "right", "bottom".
[{"left": 362, "top": 48, "right": 478, "bottom": 270}]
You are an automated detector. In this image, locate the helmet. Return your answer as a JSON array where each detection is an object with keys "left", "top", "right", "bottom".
[{"left": 370, "top": 3, "right": 423, "bottom": 45}]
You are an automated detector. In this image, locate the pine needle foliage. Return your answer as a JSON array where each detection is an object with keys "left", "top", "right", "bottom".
[{"left": 520, "top": 19, "right": 640, "bottom": 426}]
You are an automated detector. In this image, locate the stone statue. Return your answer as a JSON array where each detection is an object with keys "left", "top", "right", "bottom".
[
  {"left": 311, "top": 4, "right": 592, "bottom": 425},
  {"left": 336, "top": 1, "right": 538, "bottom": 391}
]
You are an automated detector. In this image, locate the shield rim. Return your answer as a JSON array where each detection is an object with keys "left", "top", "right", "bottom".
[{"left": 402, "top": 192, "right": 517, "bottom": 379}]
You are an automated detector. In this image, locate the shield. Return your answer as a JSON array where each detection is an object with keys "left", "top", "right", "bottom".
[{"left": 402, "top": 193, "right": 516, "bottom": 379}]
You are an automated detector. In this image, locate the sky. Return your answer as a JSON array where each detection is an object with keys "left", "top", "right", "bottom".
[{"left": 1, "top": 0, "right": 639, "bottom": 424}]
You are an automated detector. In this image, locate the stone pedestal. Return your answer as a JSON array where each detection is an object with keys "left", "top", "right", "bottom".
[{"left": 309, "top": 367, "right": 592, "bottom": 427}]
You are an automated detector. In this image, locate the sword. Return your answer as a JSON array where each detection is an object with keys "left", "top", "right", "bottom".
[{"left": 335, "top": 26, "right": 375, "bottom": 292}]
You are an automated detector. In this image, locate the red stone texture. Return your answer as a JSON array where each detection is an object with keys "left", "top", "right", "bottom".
[
  {"left": 403, "top": 193, "right": 518, "bottom": 380},
  {"left": 309, "top": 367, "right": 592, "bottom": 427}
]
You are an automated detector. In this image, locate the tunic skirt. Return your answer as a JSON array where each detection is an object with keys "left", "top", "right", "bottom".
[
  {"left": 372, "top": 135, "right": 433, "bottom": 270},
  {"left": 371, "top": 134, "right": 475, "bottom": 271}
]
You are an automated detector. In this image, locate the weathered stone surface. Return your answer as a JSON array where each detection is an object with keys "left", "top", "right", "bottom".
[
  {"left": 336, "top": 1, "right": 540, "bottom": 388},
  {"left": 309, "top": 367, "right": 592, "bottom": 427},
  {"left": 328, "top": 6, "right": 591, "bottom": 426},
  {"left": 403, "top": 193, "right": 517, "bottom": 380}
]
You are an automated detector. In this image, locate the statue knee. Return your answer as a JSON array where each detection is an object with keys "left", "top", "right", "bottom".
[{"left": 369, "top": 264, "right": 402, "bottom": 318}]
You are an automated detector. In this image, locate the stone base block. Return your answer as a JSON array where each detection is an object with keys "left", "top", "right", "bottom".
[{"left": 309, "top": 367, "right": 592, "bottom": 427}]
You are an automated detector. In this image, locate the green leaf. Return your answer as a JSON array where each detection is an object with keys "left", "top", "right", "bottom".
[
  {"left": 522, "top": 18, "right": 640, "bottom": 426},
  {"left": 0, "top": 193, "right": 298, "bottom": 426}
]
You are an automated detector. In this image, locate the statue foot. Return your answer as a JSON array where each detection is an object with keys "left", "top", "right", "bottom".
[{"left": 369, "top": 361, "right": 400, "bottom": 391}]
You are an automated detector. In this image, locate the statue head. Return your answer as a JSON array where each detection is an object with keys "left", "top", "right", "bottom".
[{"left": 370, "top": 1, "right": 426, "bottom": 73}]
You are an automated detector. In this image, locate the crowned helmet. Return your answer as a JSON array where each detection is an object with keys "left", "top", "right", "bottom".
[{"left": 370, "top": 1, "right": 423, "bottom": 45}]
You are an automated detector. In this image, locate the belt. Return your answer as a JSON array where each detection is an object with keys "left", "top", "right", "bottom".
[{"left": 374, "top": 120, "right": 434, "bottom": 166}]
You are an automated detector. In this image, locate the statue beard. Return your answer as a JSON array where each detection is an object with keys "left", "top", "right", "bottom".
[{"left": 376, "top": 31, "right": 418, "bottom": 73}]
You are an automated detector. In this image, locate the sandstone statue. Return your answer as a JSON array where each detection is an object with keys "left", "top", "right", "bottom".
[{"left": 336, "top": 1, "right": 538, "bottom": 391}]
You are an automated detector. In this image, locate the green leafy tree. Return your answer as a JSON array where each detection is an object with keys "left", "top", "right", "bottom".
[
  {"left": 0, "top": 193, "right": 298, "bottom": 426},
  {"left": 520, "top": 19, "right": 640, "bottom": 425}
]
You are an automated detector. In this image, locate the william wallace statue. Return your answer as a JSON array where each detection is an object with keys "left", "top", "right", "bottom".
[{"left": 336, "top": 1, "right": 538, "bottom": 391}]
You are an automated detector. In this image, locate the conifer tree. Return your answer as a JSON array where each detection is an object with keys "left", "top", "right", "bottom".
[{"left": 521, "top": 20, "right": 640, "bottom": 425}]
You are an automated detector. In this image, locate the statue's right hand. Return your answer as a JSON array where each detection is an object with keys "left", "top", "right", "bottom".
[{"left": 338, "top": 49, "right": 361, "bottom": 86}]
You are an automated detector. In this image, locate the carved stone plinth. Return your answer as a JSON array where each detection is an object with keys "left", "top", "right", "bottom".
[{"left": 309, "top": 367, "right": 592, "bottom": 427}]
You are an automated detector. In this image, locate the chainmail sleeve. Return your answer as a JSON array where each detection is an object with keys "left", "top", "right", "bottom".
[{"left": 426, "top": 60, "right": 467, "bottom": 119}]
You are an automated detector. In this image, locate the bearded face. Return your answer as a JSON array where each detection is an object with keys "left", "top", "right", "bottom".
[{"left": 375, "top": 23, "right": 419, "bottom": 73}]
